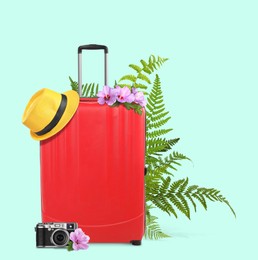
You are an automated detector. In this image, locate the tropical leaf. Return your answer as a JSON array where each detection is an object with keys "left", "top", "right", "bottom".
[
  {"left": 69, "top": 53, "right": 235, "bottom": 240},
  {"left": 145, "top": 213, "right": 170, "bottom": 240}
]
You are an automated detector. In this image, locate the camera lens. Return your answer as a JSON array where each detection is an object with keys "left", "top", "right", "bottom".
[
  {"left": 56, "top": 233, "right": 64, "bottom": 242},
  {"left": 51, "top": 229, "right": 69, "bottom": 247}
]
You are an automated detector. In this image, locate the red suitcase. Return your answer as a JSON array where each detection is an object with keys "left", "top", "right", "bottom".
[{"left": 40, "top": 45, "right": 146, "bottom": 245}]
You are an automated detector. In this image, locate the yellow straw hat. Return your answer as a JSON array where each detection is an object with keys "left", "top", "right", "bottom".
[{"left": 22, "top": 88, "right": 79, "bottom": 141}]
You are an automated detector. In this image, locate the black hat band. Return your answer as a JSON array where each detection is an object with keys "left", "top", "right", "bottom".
[{"left": 34, "top": 94, "right": 67, "bottom": 136}]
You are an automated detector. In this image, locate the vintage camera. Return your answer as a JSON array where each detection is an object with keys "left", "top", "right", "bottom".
[{"left": 35, "top": 222, "right": 78, "bottom": 248}]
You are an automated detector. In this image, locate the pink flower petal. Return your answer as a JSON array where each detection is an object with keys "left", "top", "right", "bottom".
[
  {"left": 125, "top": 93, "right": 135, "bottom": 103},
  {"left": 78, "top": 242, "right": 89, "bottom": 250},
  {"left": 132, "top": 87, "right": 138, "bottom": 94},
  {"left": 97, "top": 90, "right": 105, "bottom": 98},
  {"left": 69, "top": 231, "right": 76, "bottom": 242},
  {"left": 110, "top": 88, "right": 118, "bottom": 96},
  {"left": 72, "top": 242, "right": 79, "bottom": 251},
  {"left": 106, "top": 96, "right": 117, "bottom": 106},
  {"left": 140, "top": 100, "right": 147, "bottom": 107},
  {"left": 98, "top": 97, "right": 106, "bottom": 105},
  {"left": 121, "top": 86, "right": 131, "bottom": 97},
  {"left": 103, "top": 85, "right": 111, "bottom": 95}
]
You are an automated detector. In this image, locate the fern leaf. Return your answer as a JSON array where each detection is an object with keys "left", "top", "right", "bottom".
[
  {"left": 160, "top": 177, "right": 171, "bottom": 192},
  {"left": 186, "top": 185, "right": 198, "bottom": 193},
  {"left": 148, "top": 117, "right": 171, "bottom": 129},
  {"left": 96, "top": 84, "right": 99, "bottom": 95},
  {"left": 160, "top": 138, "right": 180, "bottom": 152},
  {"left": 178, "top": 178, "right": 189, "bottom": 193},
  {"left": 169, "top": 193, "right": 189, "bottom": 218},
  {"left": 85, "top": 83, "right": 91, "bottom": 97},
  {"left": 145, "top": 215, "right": 170, "bottom": 239},
  {"left": 151, "top": 111, "right": 170, "bottom": 122},
  {"left": 69, "top": 76, "right": 78, "bottom": 91},
  {"left": 160, "top": 196, "right": 178, "bottom": 217},
  {"left": 192, "top": 193, "right": 207, "bottom": 210},
  {"left": 134, "top": 83, "right": 148, "bottom": 90},
  {"left": 185, "top": 193, "right": 197, "bottom": 212},
  {"left": 223, "top": 200, "right": 236, "bottom": 217},
  {"left": 142, "top": 66, "right": 152, "bottom": 74},
  {"left": 81, "top": 83, "right": 87, "bottom": 96},
  {"left": 118, "top": 83, "right": 131, "bottom": 88},
  {"left": 119, "top": 74, "right": 137, "bottom": 83},
  {"left": 152, "top": 196, "right": 171, "bottom": 215},
  {"left": 146, "top": 143, "right": 168, "bottom": 155},
  {"left": 129, "top": 64, "right": 142, "bottom": 73},
  {"left": 172, "top": 151, "right": 191, "bottom": 161},
  {"left": 176, "top": 193, "right": 191, "bottom": 219},
  {"left": 141, "top": 59, "right": 149, "bottom": 67},
  {"left": 147, "top": 129, "right": 173, "bottom": 139},
  {"left": 137, "top": 73, "right": 151, "bottom": 84},
  {"left": 169, "top": 179, "right": 185, "bottom": 193},
  {"left": 89, "top": 83, "right": 94, "bottom": 97}
]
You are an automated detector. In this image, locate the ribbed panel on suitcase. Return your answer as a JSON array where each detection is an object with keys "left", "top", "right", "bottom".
[{"left": 40, "top": 98, "right": 145, "bottom": 242}]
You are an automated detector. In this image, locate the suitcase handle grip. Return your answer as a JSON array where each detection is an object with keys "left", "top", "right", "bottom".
[
  {"left": 78, "top": 44, "right": 108, "bottom": 97},
  {"left": 78, "top": 44, "right": 108, "bottom": 54}
]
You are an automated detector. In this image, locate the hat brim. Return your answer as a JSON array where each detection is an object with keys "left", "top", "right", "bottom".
[{"left": 30, "top": 90, "right": 79, "bottom": 141}]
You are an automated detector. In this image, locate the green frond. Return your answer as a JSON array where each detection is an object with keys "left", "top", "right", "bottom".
[
  {"left": 134, "top": 83, "right": 148, "bottom": 90},
  {"left": 146, "top": 75, "right": 167, "bottom": 129},
  {"left": 148, "top": 117, "right": 171, "bottom": 130},
  {"left": 147, "top": 129, "right": 173, "bottom": 139},
  {"left": 85, "top": 83, "right": 92, "bottom": 97},
  {"left": 160, "top": 138, "right": 180, "bottom": 152},
  {"left": 69, "top": 53, "right": 235, "bottom": 240},
  {"left": 69, "top": 76, "right": 78, "bottom": 91},
  {"left": 169, "top": 179, "right": 186, "bottom": 193},
  {"left": 172, "top": 151, "right": 191, "bottom": 161},
  {"left": 82, "top": 83, "right": 88, "bottom": 96},
  {"left": 145, "top": 214, "right": 170, "bottom": 240},
  {"left": 69, "top": 77, "right": 99, "bottom": 97},
  {"left": 140, "top": 59, "right": 149, "bottom": 68},
  {"left": 137, "top": 73, "right": 151, "bottom": 84},
  {"left": 178, "top": 178, "right": 189, "bottom": 193},
  {"left": 146, "top": 140, "right": 169, "bottom": 155},
  {"left": 119, "top": 55, "right": 168, "bottom": 92},
  {"left": 192, "top": 193, "right": 207, "bottom": 210},
  {"left": 123, "top": 102, "right": 143, "bottom": 115},
  {"left": 223, "top": 200, "right": 236, "bottom": 217},
  {"left": 186, "top": 185, "right": 199, "bottom": 193},
  {"left": 118, "top": 83, "right": 131, "bottom": 88},
  {"left": 168, "top": 193, "right": 189, "bottom": 218},
  {"left": 152, "top": 196, "right": 172, "bottom": 215},
  {"left": 185, "top": 193, "right": 197, "bottom": 212},
  {"left": 119, "top": 74, "right": 137, "bottom": 83},
  {"left": 151, "top": 111, "right": 170, "bottom": 122},
  {"left": 176, "top": 193, "right": 191, "bottom": 219},
  {"left": 160, "top": 176, "right": 171, "bottom": 192},
  {"left": 142, "top": 66, "right": 152, "bottom": 74},
  {"left": 129, "top": 64, "right": 142, "bottom": 73}
]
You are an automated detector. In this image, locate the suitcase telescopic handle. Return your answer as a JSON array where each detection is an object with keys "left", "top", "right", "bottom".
[{"left": 78, "top": 44, "right": 108, "bottom": 97}]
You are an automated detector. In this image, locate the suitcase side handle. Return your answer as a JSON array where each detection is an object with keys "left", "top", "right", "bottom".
[{"left": 78, "top": 44, "right": 108, "bottom": 97}]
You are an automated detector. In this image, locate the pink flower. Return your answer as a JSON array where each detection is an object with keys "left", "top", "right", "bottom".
[
  {"left": 132, "top": 88, "right": 147, "bottom": 107},
  {"left": 97, "top": 85, "right": 117, "bottom": 106},
  {"left": 132, "top": 87, "right": 138, "bottom": 95},
  {"left": 70, "top": 228, "right": 90, "bottom": 251},
  {"left": 115, "top": 86, "right": 135, "bottom": 103}
]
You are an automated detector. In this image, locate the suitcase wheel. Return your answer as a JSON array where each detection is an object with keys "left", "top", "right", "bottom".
[{"left": 131, "top": 240, "right": 142, "bottom": 246}]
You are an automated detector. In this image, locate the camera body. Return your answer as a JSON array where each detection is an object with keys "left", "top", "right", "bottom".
[{"left": 35, "top": 222, "right": 78, "bottom": 248}]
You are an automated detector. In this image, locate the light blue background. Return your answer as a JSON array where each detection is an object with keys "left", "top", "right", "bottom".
[{"left": 0, "top": 0, "right": 257, "bottom": 259}]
